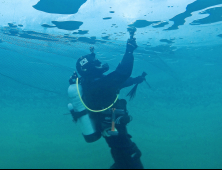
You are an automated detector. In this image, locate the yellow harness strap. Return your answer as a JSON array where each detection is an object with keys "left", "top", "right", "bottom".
[{"left": 76, "top": 78, "right": 119, "bottom": 112}]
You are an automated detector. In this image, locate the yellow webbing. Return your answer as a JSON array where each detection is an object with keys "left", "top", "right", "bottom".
[{"left": 76, "top": 78, "right": 119, "bottom": 112}]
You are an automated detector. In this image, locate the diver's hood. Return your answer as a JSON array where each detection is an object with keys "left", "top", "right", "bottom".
[{"left": 76, "top": 53, "right": 109, "bottom": 77}]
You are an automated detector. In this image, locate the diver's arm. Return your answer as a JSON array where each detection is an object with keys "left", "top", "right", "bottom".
[
  {"left": 70, "top": 109, "right": 88, "bottom": 122},
  {"left": 91, "top": 38, "right": 137, "bottom": 90},
  {"left": 115, "top": 38, "right": 137, "bottom": 78},
  {"left": 120, "top": 76, "right": 144, "bottom": 89}
]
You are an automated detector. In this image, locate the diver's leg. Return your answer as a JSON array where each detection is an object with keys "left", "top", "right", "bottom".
[
  {"left": 110, "top": 142, "right": 144, "bottom": 169},
  {"left": 105, "top": 127, "right": 144, "bottom": 169}
]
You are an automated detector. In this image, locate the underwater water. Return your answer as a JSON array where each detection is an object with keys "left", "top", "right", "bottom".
[{"left": 0, "top": 0, "right": 222, "bottom": 169}]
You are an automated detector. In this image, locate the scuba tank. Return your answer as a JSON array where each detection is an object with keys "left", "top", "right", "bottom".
[{"left": 67, "top": 72, "right": 101, "bottom": 143}]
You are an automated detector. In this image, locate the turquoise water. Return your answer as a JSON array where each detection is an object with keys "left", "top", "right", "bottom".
[{"left": 0, "top": 0, "right": 222, "bottom": 169}]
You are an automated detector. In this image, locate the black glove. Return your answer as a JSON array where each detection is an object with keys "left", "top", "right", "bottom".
[
  {"left": 135, "top": 72, "right": 147, "bottom": 84},
  {"left": 126, "top": 38, "right": 138, "bottom": 53},
  {"left": 69, "top": 72, "right": 78, "bottom": 85},
  {"left": 90, "top": 46, "right": 95, "bottom": 53},
  {"left": 135, "top": 76, "right": 145, "bottom": 84}
]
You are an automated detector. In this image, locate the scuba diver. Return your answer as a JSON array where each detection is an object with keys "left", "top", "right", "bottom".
[{"left": 68, "top": 27, "right": 145, "bottom": 169}]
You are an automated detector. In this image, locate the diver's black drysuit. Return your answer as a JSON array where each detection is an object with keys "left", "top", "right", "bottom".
[{"left": 79, "top": 39, "right": 144, "bottom": 169}]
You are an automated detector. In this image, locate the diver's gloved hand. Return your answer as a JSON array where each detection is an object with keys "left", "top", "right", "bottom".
[
  {"left": 90, "top": 46, "right": 95, "bottom": 53},
  {"left": 135, "top": 76, "right": 145, "bottom": 84},
  {"left": 126, "top": 38, "right": 138, "bottom": 53}
]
